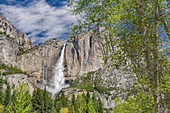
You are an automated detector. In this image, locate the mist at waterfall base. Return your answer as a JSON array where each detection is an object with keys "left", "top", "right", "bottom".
[{"left": 46, "top": 44, "right": 69, "bottom": 97}]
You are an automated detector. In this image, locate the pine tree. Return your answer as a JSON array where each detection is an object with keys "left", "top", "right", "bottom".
[
  {"left": 76, "top": 94, "right": 86, "bottom": 113},
  {"left": 82, "top": 93, "right": 86, "bottom": 99},
  {"left": 71, "top": 94, "right": 76, "bottom": 112},
  {"left": 88, "top": 98, "right": 96, "bottom": 113},
  {"left": 43, "top": 88, "right": 53, "bottom": 113},
  {"left": 0, "top": 79, "right": 4, "bottom": 105},
  {"left": 5, "top": 82, "right": 32, "bottom": 113},
  {"left": 11, "top": 90, "right": 16, "bottom": 104},
  {"left": 85, "top": 91, "right": 90, "bottom": 113},
  {"left": 86, "top": 91, "right": 90, "bottom": 104},
  {"left": 71, "top": 105, "right": 75, "bottom": 113},
  {"left": 36, "top": 88, "right": 44, "bottom": 112},
  {"left": 31, "top": 88, "right": 44, "bottom": 112},
  {"left": 98, "top": 98, "right": 103, "bottom": 113},
  {"left": 61, "top": 92, "right": 69, "bottom": 108},
  {"left": 61, "top": 92, "right": 65, "bottom": 106},
  {"left": 92, "top": 93, "right": 98, "bottom": 112},
  {"left": 54, "top": 94, "right": 62, "bottom": 112},
  {"left": 31, "top": 89, "right": 38, "bottom": 111},
  {"left": 4, "top": 83, "right": 11, "bottom": 106}
]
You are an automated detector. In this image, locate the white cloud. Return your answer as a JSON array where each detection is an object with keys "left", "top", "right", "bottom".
[{"left": 0, "top": 0, "right": 77, "bottom": 44}]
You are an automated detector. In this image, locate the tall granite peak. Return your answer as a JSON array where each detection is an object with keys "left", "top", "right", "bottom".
[{"left": 0, "top": 14, "right": 33, "bottom": 50}]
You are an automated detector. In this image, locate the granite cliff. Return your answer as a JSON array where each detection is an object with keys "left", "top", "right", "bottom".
[
  {"left": 64, "top": 32, "right": 104, "bottom": 82},
  {"left": 0, "top": 14, "right": 104, "bottom": 89}
]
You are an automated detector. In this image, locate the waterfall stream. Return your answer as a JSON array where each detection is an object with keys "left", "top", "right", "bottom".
[{"left": 46, "top": 44, "right": 68, "bottom": 96}]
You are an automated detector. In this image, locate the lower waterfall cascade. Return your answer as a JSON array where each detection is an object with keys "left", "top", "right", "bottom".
[{"left": 46, "top": 43, "right": 69, "bottom": 96}]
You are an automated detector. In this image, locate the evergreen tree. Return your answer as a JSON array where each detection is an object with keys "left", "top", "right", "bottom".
[
  {"left": 85, "top": 91, "right": 90, "bottom": 113},
  {"left": 82, "top": 93, "right": 86, "bottom": 99},
  {"left": 11, "top": 90, "right": 16, "bottom": 104},
  {"left": 31, "top": 88, "right": 44, "bottom": 112},
  {"left": 36, "top": 88, "right": 44, "bottom": 112},
  {"left": 61, "top": 92, "right": 69, "bottom": 108},
  {"left": 76, "top": 94, "right": 86, "bottom": 113},
  {"left": 5, "top": 82, "right": 32, "bottom": 113},
  {"left": 71, "top": 105, "right": 75, "bottom": 113},
  {"left": 0, "top": 79, "right": 4, "bottom": 105},
  {"left": 61, "top": 92, "right": 66, "bottom": 107},
  {"left": 54, "top": 94, "right": 62, "bottom": 113},
  {"left": 43, "top": 88, "right": 53, "bottom": 113},
  {"left": 92, "top": 93, "right": 96, "bottom": 102},
  {"left": 4, "top": 83, "right": 11, "bottom": 106},
  {"left": 88, "top": 98, "right": 96, "bottom": 113},
  {"left": 98, "top": 98, "right": 103, "bottom": 113},
  {"left": 71, "top": 94, "right": 76, "bottom": 112},
  {"left": 85, "top": 91, "right": 90, "bottom": 104},
  {"left": 31, "top": 89, "right": 38, "bottom": 111},
  {"left": 92, "top": 93, "right": 98, "bottom": 113}
]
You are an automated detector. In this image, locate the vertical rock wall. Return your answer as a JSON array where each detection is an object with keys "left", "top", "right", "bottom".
[
  {"left": 0, "top": 35, "right": 18, "bottom": 66},
  {"left": 16, "top": 39, "right": 64, "bottom": 88},
  {"left": 64, "top": 32, "right": 104, "bottom": 82}
]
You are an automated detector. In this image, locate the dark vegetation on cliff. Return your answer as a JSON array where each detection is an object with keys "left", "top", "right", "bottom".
[
  {"left": 0, "top": 64, "right": 26, "bottom": 76},
  {"left": 0, "top": 32, "right": 9, "bottom": 37},
  {"left": 71, "top": 70, "right": 114, "bottom": 96}
]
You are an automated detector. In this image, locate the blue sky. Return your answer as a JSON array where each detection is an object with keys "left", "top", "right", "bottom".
[{"left": 0, "top": 0, "right": 77, "bottom": 44}]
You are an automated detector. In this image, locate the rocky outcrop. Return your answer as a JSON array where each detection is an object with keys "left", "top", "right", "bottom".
[
  {"left": 15, "top": 39, "right": 64, "bottom": 88},
  {"left": 3, "top": 74, "right": 34, "bottom": 95},
  {"left": 64, "top": 32, "right": 104, "bottom": 81},
  {"left": 0, "top": 34, "right": 18, "bottom": 66},
  {"left": 0, "top": 14, "right": 33, "bottom": 50}
]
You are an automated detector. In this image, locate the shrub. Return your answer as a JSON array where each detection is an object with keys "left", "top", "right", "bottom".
[
  {"left": 60, "top": 108, "right": 68, "bottom": 113},
  {"left": 0, "top": 104, "right": 3, "bottom": 113}
]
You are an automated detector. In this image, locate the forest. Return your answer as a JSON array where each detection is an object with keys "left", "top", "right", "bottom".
[{"left": 0, "top": 80, "right": 104, "bottom": 113}]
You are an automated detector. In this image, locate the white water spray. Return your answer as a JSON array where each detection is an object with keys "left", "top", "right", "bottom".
[{"left": 46, "top": 44, "right": 69, "bottom": 96}]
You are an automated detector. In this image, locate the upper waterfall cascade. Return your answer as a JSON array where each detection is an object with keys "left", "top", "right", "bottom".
[{"left": 46, "top": 44, "right": 68, "bottom": 96}]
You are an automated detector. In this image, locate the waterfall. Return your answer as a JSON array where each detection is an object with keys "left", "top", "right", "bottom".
[{"left": 46, "top": 44, "right": 68, "bottom": 96}]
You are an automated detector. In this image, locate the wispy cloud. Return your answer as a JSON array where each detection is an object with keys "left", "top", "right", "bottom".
[{"left": 0, "top": 0, "right": 77, "bottom": 44}]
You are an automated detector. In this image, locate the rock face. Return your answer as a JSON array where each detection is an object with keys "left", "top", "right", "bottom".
[
  {"left": 64, "top": 32, "right": 104, "bottom": 81},
  {"left": 3, "top": 74, "right": 34, "bottom": 95},
  {"left": 0, "top": 34, "right": 18, "bottom": 66},
  {"left": 16, "top": 39, "right": 64, "bottom": 88},
  {"left": 0, "top": 14, "right": 33, "bottom": 50}
]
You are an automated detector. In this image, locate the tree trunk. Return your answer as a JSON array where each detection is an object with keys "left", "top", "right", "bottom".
[{"left": 153, "top": 0, "right": 162, "bottom": 113}]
